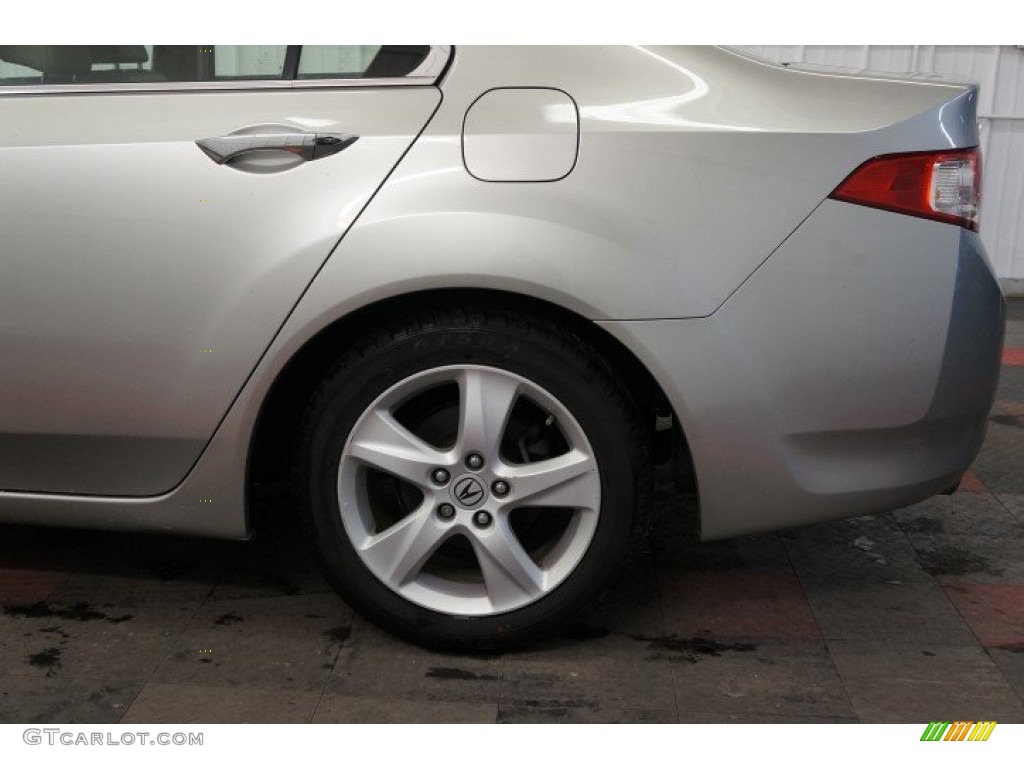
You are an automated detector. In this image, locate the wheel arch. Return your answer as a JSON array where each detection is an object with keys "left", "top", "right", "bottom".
[{"left": 247, "top": 287, "right": 696, "bottom": 527}]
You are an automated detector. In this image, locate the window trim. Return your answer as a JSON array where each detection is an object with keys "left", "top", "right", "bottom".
[{"left": 0, "top": 45, "right": 451, "bottom": 95}]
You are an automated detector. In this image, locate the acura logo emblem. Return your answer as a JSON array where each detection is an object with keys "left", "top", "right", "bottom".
[{"left": 452, "top": 476, "right": 486, "bottom": 508}]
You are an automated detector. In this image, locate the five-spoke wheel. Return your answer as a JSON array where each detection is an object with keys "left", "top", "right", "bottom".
[
  {"left": 297, "top": 308, "right": 649, "bottom": 650},
  {"left": 337, "top": 365, "right": 602, "bottom": 616}
]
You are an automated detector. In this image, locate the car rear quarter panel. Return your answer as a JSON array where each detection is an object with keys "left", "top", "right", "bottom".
[{"left": 301, "top": 45, "right": 977, "bottom": 323}]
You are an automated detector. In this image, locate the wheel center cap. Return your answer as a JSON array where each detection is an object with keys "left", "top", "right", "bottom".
[{"left": 450, "top": 474, "right": 488, "bottom": 510}]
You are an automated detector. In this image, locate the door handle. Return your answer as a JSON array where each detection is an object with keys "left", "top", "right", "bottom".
[{"left": 196, "top": 131, "right": 359, "bottom": 165}]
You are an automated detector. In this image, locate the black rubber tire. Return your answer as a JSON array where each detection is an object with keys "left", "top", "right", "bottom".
[{"left": 294, "top": 306, "right": 651, "bottom": 651}]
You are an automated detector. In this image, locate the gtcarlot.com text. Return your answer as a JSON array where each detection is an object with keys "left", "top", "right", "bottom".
[{"left": 23, "top": 729, "right": 203, "bottom": 746}]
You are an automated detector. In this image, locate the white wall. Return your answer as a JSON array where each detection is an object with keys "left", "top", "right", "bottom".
[{"left": 740, "top": 46, "right": 1024, "bottom": 295}]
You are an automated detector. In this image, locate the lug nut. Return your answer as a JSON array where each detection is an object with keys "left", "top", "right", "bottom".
[
  {"left": 438, "top": 503, "right": 456, "bottom": 520},
  {"left": 465, "top": 453, "right": 484, "bottom": 470},
  {"left": 491, "top": 480, "right": 510, "bottom": 497},
  {"left": 472, "top": 510, "right": 492, "bottom": 528},
  {"left": 431, "top": 468, "right": 450, "bottom": 485}
]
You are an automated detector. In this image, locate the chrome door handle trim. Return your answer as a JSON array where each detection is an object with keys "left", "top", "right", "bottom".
[{"left": 195, "top": 132, "right": 359, "bottom": 165}]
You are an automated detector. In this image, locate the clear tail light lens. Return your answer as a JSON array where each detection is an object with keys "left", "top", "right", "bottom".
[{"left": 829, "top": 148, "right": 981, "bottom": 231}]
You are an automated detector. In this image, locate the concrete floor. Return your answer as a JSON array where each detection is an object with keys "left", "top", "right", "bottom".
[{"left": 1, "top": 299, "right": 1022, "bottom": 724}]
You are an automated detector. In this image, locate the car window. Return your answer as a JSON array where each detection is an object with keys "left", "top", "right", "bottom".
[
  {"left": 0, "top": 45, "right": 432, "bottom": 85},
  {"left": 298, "top": 46, "right": 429, "bottom": 79},
  {"left": 298, "top": 45, "right": 381, "bottom": 79}
]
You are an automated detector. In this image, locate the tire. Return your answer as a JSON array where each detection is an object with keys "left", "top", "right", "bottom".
[{"left": 295, "top": 306, "right": 651, "bottom": 651}]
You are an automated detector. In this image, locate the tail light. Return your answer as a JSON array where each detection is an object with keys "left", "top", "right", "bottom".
[{"left": 829, "top": 148, "right": 981, "bottom": 231}]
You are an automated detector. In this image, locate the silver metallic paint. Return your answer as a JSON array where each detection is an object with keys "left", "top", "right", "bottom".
[
  {"left": 0, "top": 46, "right": 1004, "bottom": 543},
  {"left": 601, "top": 207, "right": 1003, "bottom": 539},
  {"left": 308, "top": 47, "right": 978, "bottom": 321},
  {"left": 0, "top": 88, "right": 440, "bottom": 494},
  {"left": 462, "top": 88, "right": 579, "bottom": 182}
]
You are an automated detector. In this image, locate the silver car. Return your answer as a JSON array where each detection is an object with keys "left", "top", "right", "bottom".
[{"left": 0, "top": 45, "right": 1005, "bottom": 649}]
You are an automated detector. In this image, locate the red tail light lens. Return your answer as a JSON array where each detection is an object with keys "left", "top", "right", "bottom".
[{"left": 829, "top": 148, "right": 980, "bottom": 231}]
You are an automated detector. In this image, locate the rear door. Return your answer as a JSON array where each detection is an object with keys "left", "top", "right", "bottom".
[{"left": 0, "top": 45, "right": 446, "bottom": 495}]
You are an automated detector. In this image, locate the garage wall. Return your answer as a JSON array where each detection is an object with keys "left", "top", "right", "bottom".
[{"left": 740, "top": 46, "right": 1024, "bottom": 296}]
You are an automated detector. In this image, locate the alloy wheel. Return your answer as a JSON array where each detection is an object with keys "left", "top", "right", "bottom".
[{"left": 335, "top": 365, "right": 601, "bottom": 616}]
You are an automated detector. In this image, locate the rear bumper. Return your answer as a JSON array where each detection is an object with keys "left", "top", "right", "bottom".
[{"left": 601, "top": 200, "right": 1005, "bottom": 539}]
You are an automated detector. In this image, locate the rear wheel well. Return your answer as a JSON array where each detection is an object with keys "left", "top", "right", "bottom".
[{"left": 247, "top": 289, "right": 695, "bottom": 521}]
